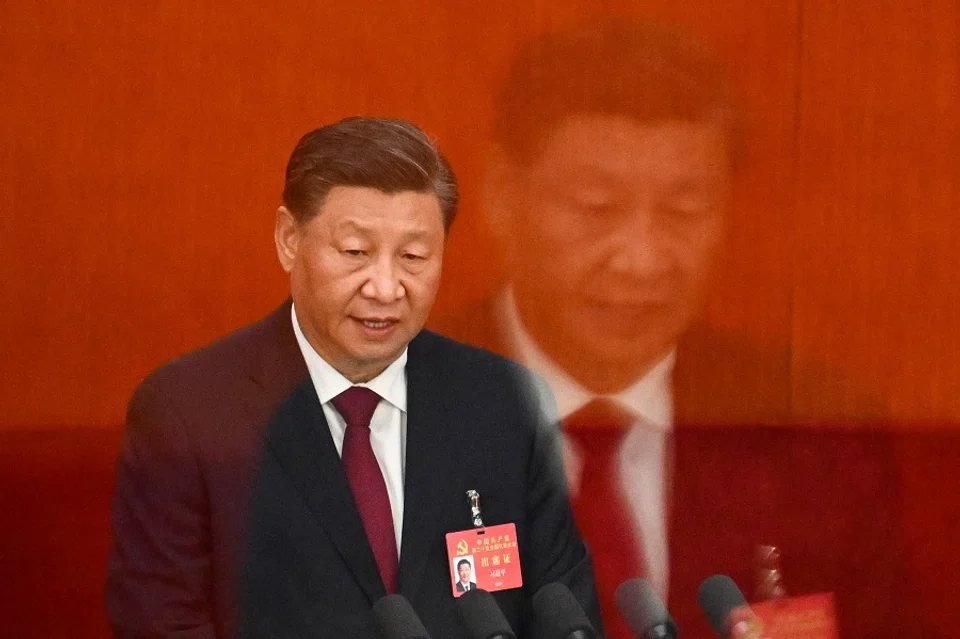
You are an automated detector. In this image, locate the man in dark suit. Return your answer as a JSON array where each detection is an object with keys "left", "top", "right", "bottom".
[
  {"left": 107, "top": 117, "right": 600, "bottom": 638},
  {"left": 430, "top": 20, "right": 910, "bottom": 639}
]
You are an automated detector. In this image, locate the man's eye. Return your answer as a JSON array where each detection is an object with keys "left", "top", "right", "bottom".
[
  {"left": 564, "top": 197, "right": 618, "bottom": 218},
  {"left": 343, "top": 249, "right": 366, "bottom": 256},
  {"left": 403, "top": 253, "right": 425, "bottom": 261},
  {"left": 668, "top": 200, "right": 714, "bottom": 219},
  {"left": 583, "top": 202, "right": 614, "bottom": 214}
]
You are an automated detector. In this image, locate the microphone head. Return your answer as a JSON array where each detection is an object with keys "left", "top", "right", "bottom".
[
  {"left": 372, "top": 594, "right": 432, "bottom": 639},
  {"left": 531, "top": 582, "right": 596, "bottom": 638},
  {"left": 614, "top": 578, "right": 677, "bottom": 639},
  {"left": 697, "top": 574, "right": 749, "bottom": 636},
  {"left": 455, "top": 589, "right": 517, "bottom": 639}
]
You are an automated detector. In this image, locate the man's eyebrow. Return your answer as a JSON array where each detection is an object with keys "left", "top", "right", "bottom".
[
  {"left": 334, "top": 220, "right": 435, "bottom": 243},
  {"left": 335, "top": 219, "right": 373, "bottom": 234},
  {"left": 549, "top": 163, "right": 620, "bottom": 181},
  {"left": 400, "top": 229, "right": 433, "bottom": 241},
  {"left": 666, "top": 176, "right": 727, "bottom": 195}
]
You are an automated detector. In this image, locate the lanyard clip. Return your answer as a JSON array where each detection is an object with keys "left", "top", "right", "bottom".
[{"left": 465, "top": 489, "right": 484, "bottom": 528}]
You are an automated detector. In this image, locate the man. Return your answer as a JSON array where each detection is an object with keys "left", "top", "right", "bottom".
[
  {"left": 455, "top": 559, "right": 477, "bottom": 593},
  {"left": 107, "top": 117, "right": 600, "bottom": 638},
  {"left": 431, "top": 21, "right": 904, "bottom": 639}
]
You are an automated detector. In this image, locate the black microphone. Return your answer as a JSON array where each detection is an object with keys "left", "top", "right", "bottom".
[
  {"left": 372, "top": 594, "right": 432, "bottom": 639},
  {"left": 614, "top": 578, "right": 677, "bottom": 639},
  {"left": 697, "top": 575, "right": 762, "bottom": 639},
  {"left": 530, "top": 582, "right": 597, "bottom": 639},
  {"left": 455, "top": 588, "right": 517, "bottom": 639}
]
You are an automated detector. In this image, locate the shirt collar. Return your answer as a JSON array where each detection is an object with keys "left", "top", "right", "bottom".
[
  {"left": 496, "top": 286, "right": 675, "bottom": 430},
  {"left": 291, "top": 303, "right": 408, "bottom": 412}
]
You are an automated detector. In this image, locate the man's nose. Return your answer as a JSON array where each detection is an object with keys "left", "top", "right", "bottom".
[
  {"left": 361, "top": 256, "right": 405, "bottom": 302},
  {"left": 607, "top": 210, "right": 670, "bottom": 276}
]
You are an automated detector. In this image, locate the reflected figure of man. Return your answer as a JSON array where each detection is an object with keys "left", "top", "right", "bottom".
[{"left": 432, "top": 19, "right": 898, "bottom": 639}]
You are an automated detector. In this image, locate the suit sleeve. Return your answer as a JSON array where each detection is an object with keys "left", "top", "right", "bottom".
[
  {"left": 518, "top": 377, "right": 605, "bottom": 636},
  {"left": 106, "top": 380, "right": 216, "bottom": 638}
]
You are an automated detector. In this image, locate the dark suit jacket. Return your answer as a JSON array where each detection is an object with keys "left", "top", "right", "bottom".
[
  {"left": 429, "top": 292, "right": 952, "bottom": 639},
  {"left": 456, "top": 581, "right": 478, "bottom": 593},
  {"left": 107, "top": 301, "right": 600, "bottom": 638}
]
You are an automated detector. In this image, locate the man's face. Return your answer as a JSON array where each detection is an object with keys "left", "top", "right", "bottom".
[
  {"left": 458, "top": 563, "right": 471, "bottom": 582},
  {"left": 497, "top": 115, "right": 730, "bottom": 392},
  {"left": 276, "top": 186, "right": 445, "bottom": 382}
]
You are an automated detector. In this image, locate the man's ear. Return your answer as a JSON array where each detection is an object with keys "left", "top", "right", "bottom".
[
  {"left": 274, "top": 206, "right": 299, "bottom": 273},
  {"left": 481, "top": 144, "right": 523, "bottom": 246}
]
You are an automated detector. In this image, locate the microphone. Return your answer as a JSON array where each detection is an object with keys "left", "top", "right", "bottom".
[
  {"left": 614, "top": 578, "right": 677, "bottom": 639},
  {"left": 530, "top": 582, "right": 596, "bottom": 638},
  {"left": 372, "top": 594, "right": 432, "bottom": 639},
  {"left": 455, "top": 589, "right": 517, "bottom": 639},
  {"left": 697, "top": 575, "right": 763, "bottom": 639}
]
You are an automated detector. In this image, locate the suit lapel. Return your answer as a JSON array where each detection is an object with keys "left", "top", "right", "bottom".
[
  {"left": 398, "top": 332, "right": 452, "bottom": 598},
  {"left": 265, "top": 377, "right": 387, "bottom": 603}
]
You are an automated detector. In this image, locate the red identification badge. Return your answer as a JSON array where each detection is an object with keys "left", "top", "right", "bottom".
[
  {"left": 751, "top": 593, "right": 839, "bottom": 639},
  {"left": 445, "top": 523, "right": 523, "bottom": 596}
]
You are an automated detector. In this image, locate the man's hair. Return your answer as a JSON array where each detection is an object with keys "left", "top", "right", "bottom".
[
  {"left": 282, "top": 116, "right": 459, "bottom": 229},
  {"left": 457, "top": 559, "right": 471, "bottom": 570},
  {"left": 491, "top": 19, "right": 742, "bottom": 166}
]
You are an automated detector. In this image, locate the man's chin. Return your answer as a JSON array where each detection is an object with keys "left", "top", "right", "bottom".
[
  {"left": 576, "top": 301, "right": 677, "bottom": 335},
  {"left": 546, "top": 333, "right": 674, "bottom": 385},
  {"left": 334, "top": 344, "right": 405, "bottom": 381}
]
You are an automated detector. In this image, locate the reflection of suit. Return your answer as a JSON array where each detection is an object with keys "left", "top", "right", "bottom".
[
  {"left": 431, "top": 292, "right": 887, "bottom": 428},
  {"left": 455, "top": 581, "right": 477, "bottom": 593},
  {"left": 107, "top": 301, "right": 600, "bottom": 638},
  {"left": 428, "top": 293, "right": 941, "bottom": 638}
]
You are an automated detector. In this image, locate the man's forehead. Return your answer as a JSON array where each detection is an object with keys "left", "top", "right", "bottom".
[
  {"left": 526, "top": 115, "right": 730, "bottom": 184},
  {"left": 311, "top": 187, "right": 444, "bottom": 226},
  {"left": 322, "top": 185, "right": 440, "bottom": 205},
  {"left": 541, "top": 114, "right": 727, "bottom": 156}
]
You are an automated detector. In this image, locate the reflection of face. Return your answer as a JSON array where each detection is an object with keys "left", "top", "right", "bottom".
[
  {"left": 458, "top": 562, "right": 471, "bottom": 582},
  {"left": 276, "top": 186, "right": 445, "bottom": 382},
  {"left": 502, "top": 115, "right": 730, "bottom": 392}
]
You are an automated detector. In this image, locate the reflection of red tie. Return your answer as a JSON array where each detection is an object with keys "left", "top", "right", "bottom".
[
  {"left": 332, "top": 387, "right": 399, "bottom": 594},
  {"left": 564, "top": 400, "right": 647, "bottom": 639}
]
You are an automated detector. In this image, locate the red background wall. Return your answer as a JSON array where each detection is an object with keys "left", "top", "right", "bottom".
[{"left": 1, "top": 0, "right": 958, "bottom": 429}]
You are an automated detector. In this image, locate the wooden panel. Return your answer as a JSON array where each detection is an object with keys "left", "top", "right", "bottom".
[
  {"left": 0, "top": 1, "right": 801, "bottom": 429},
  {"left": 5, "top": 0, "right": 958, "bottom": 428},
  {"left": 793, "top": 0, "right": 960, "bottom": 422},
  {"left": 0, "top": 0, "right": 481, "bottom": 427}
]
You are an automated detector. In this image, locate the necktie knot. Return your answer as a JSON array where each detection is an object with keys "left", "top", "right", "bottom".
[
  {"left": 563, "top": 398, "right": 634, "bottom": 454},
  {"left": 564, "top": 398, "right": 634, "bottom": 431},
  {"left": 332, "top": 386, "right": 382, "bottom": 430}
]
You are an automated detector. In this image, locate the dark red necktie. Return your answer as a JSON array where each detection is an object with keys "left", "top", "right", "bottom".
[
  {"left": 332, "top": 386, "right": 399, "bottom": 594},
  {"left": 563, "top": 399, "right": 648, "bottom": 639}
]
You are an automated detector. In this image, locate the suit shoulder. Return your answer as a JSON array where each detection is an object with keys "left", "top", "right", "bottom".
[
  {"left": 410, "top": 330, "right": 556, "bottom": 426},
  {"left": 675, "top": 425, "right": 898, "bottom": 484},
  {"left": 412, "top": 329, "right": 530, "bottom": 380},
  {"left": 136, "top": 304, "right": 288, "bottom": 396},
  {"left": 676, "top": 423, "right": 897, "bottom": 451},
  {"left": 675, "top": 325, "right": 888, "bottom": 424}
]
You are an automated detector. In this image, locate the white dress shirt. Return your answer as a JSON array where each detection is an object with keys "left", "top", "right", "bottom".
[
  {"left": 496, "top": 287, "right": 675, "bottom": 600},
  {"left": 291, "top": 304, "right": 407, "bottom": 555}
]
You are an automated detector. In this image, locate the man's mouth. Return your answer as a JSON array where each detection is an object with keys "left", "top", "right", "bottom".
[
  {"left": 356, "top": 317, "right": 399, "bottom": 330},
  {"left": 586, "top": 298, "right": 671, "bottom": 312}
]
